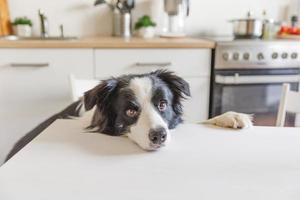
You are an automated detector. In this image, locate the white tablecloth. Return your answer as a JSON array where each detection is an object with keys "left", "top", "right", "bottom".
[{"left": 1, "top": 115, "right": 300, "bottom": 200}]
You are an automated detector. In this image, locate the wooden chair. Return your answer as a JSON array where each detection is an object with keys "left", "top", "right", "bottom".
[
  {"left": 276, "top": 83, "right": 300, "bottom": 127},
  {"left": 69, "top": 74, "right": 100, "bottom": 102}
]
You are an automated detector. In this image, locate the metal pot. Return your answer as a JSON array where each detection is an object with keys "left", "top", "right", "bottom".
[{"left": 230, "top": 12, "right": 263, "bottom": 39}]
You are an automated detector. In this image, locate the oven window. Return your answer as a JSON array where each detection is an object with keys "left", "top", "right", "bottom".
[{"left": 212, "top": 83, "right": 298, "bottom": 126}]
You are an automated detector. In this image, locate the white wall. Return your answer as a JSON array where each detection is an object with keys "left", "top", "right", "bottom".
[{"left": 8, "top": 0, "right": 290, "bottom": 37}]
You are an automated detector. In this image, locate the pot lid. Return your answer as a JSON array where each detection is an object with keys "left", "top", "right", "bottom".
[{"left": 229, "top": 11, "right": 263, "bottom": 22}]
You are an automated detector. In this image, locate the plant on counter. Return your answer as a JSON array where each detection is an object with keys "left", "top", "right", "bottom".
[
  {"left": 134, "top": 15, "right": 156, "bottom": 30},
  {"left": 12, "top": 17, "right": 33, "bottom": 37},
  {"left": 134, "top": 15, "right": 156, "bottom": 39},
  {"left": 12, "top": 17, "right": 33, "bottom": 27}
]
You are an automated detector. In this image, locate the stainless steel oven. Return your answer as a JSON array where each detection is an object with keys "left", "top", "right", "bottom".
[{"left": 210, "top": 40, "right": 300, "bottom": 126}]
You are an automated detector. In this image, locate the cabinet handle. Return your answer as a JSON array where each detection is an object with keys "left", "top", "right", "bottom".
[
  {"left": 10, "top": 63, "right": 49, "bottom": 67},
  {"left": 135, "top": 62, "right": 172, "bottom": 67}
]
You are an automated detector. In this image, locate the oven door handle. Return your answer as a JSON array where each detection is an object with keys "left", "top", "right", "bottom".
[{"left": 215, "top": 74, "right": 300, "bottom": 84}]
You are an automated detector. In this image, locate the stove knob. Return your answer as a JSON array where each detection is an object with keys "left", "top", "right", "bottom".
[
  {"left": 233, "top": 52, "right": 239, "bottom": 60},
  {"left": 272, "top": 52, "right": 278, "bottom": 59},
  {"left": 243, "top": 52, "right": 250, "bottom": 60},
  {"left": 257, "top": 52, "right": 264, "bottom": 60},
  {"left": 291, "top": 52, "right": 298, "bottom": 59},
  {"left": 281, "top": 52, "right": 288, "bottom": 59},
  {"left": 222, "top": 52, "right": 229, "bottom": 61}
]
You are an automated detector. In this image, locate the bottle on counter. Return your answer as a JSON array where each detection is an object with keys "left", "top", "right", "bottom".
[{"left": 262, "top": 10, "right": 281, "bottom": 40}]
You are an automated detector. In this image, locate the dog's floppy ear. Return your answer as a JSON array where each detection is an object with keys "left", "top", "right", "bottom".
[
  {"left": 84, "top": 78, "right": 118, "bottom": 111},
  {"left": 154, "top": 70, "right": 191, "bottom": 115},
  {"left": 154, "top": 70, "right": 191, "bottom": 97}
]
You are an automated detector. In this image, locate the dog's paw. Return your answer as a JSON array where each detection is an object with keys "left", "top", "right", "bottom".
[{"left": 203, "top": 112, "right": 253, "bottom": 129}]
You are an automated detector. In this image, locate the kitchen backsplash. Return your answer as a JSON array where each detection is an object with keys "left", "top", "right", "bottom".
[{"left": 8, "top": 0, "right": 290, "bottom": 37}]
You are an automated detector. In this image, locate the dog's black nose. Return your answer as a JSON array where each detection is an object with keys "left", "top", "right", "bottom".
[{"left": 149, "top": 127, "right": 167, "bottom": 145}]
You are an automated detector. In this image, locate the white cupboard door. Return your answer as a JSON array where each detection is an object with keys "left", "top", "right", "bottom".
[
  {"left": 182, "top": 77, "right": 210, "bottom": 122},
  {"left": 0, "top": 49, "right": 93, "bottom": 161},
  {"left": 94, "top": 49, "right": 211, "bottom": 78}
]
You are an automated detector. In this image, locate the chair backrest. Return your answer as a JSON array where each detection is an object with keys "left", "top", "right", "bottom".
[
  {"left": 69, "top": 74, "right": 100, "bottom": 102},
  {"left": 276, "top": 83, "right": 300, "bottom": 127}
]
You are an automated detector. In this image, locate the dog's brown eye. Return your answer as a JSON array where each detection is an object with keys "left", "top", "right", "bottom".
[
  {"left": 158, "top": 100, "right": 167, "bottom": 112},
  {"left": 126, "top": 109, "right": 138, "bottom": 118}
]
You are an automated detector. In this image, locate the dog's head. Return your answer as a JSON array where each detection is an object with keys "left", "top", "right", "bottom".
[{"left": 83, "top": 70, "right": 190, "bottom": 150}]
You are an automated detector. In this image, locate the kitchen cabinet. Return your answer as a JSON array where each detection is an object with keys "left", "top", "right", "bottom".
[
  {"left": 0, "top": 49, "right": 93, "bottom": 162},
  {"left": 95, "top": 49, "right": 211, "bottom": 122},
  {"left": 94, "top": 49, "right": 210, "bottom": 78}
]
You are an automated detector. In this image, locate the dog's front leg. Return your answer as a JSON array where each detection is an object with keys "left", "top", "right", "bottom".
[{"left": 202, "top": 112, "right": 253, "bottom": 129}]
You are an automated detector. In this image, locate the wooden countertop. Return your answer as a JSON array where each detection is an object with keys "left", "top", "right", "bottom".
[{"left": 0, "top": 36, "right": 215, "bottom": 49}]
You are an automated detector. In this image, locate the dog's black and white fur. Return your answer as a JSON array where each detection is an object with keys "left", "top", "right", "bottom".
[
  {"left": 82, "top": 70, "right": 191, "bottom": 150},
  {"left": 6, "top": 70, "right": 252, "bottom": 161}
]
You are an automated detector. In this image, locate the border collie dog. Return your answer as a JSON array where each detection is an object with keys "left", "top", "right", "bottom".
[
  {"left": 82, "top": 70, "right": 191, "bottom": 150},
  {"left": 6, "top": 70, "right": 253, "bottom": 160},
  {"left": 81, "top": 70, "right": 252, "bottom": 150}
]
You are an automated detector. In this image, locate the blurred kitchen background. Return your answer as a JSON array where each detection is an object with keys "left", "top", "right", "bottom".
[
  {"left": 5, "top": 0, "right": 293, "bottom": 37},
  {"left": 1, "top": 0, "right": 300, "bottom": 165}
]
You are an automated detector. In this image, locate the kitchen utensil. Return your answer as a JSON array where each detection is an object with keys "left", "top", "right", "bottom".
[
  {"left": 94, "top": 0, "right": 116, "bottom": 10},
  {"left": 94, "top": 0, "right": 133, "bottom": 37},
  {"left": 0, "top": 0, "right": 13, "bottom": 36},
  {"left": 291, "top": 15, "right": 299, "bottom": 27},
  {"left": 262, "top": 19, "right": 281, "bottom": 40},
  {"left": 38, "top": 9, "right": 49, "bottom": 38},
  {"left": 288, "top": 0, "right": 300, "bottom": 24},
  {"left": 261, "top": 10, "right": 281, "bottom": 40},
  {"left": 113, "top": 7, "right": 132, "bottom": 37},
  {"left": 114, "top": 0, "right": 134, "bottom": 37},
  {"left": 116, "top": 0, "right": 125, "bottom": 12},
  {"left": 94, "top": 0, "right": 106, "bottom": 6},
  {"left": 230, "top": 12, "right": 263, "bottom": 39},
  {"left": 124, "top": 0, "right": 134, "bottom": 11},
  {"left": 117, "top": 0, "right": 134, "bottom": 13},
  {"left": 164, "top": 0, "right": 181, "bottom": 15},
  {"left": 160, "top": 0, "right": 189, "bottom": 38}
]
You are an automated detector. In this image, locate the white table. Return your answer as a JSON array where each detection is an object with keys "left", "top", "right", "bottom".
[{"left": 1, "top": 114, "right": 300, "bottom": 200}]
